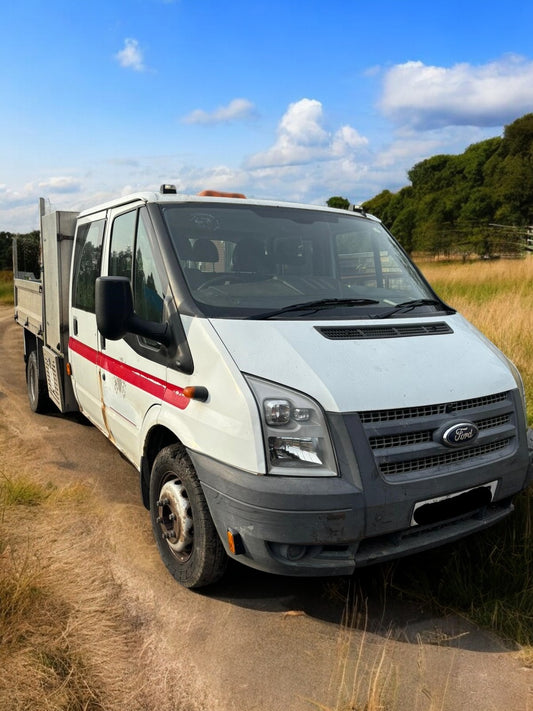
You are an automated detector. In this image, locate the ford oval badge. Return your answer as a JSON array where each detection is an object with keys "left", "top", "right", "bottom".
[{"left": 442, "top": 422, "right": 479, "bottom": 447}]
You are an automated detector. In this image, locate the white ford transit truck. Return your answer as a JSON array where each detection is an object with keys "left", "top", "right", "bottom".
[{"left": 14, "top": 187, "right": 533, "bottom": 588}]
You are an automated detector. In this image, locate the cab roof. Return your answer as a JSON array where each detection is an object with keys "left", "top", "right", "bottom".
[{"left": 77, "top": 188, "right": 378, "bottom": 222}]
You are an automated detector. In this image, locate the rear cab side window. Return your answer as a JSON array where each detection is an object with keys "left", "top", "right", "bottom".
[{"left": 72, "top": 219, "right": 106, "bottom": 312}]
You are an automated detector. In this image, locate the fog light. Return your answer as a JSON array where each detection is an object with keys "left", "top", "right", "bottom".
[{"left": 279, "top": 544, "right": 307, "bottom": 561}]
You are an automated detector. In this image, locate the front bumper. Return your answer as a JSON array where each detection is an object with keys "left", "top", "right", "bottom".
[
  {"left": 189, "top": 389, "right": 533, "bottom": 578},
  {"left": 527, "top": 427, "right": 533, "bottom": 484},
  {"left": 190, "top": 439, "right": 529, "bottom": 578}
]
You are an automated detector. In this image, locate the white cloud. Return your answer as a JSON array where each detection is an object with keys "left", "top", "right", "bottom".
[
  {"left": 380, "top": 55, "right": 533, "bottom": 129},
  {"left": 278, "top": 98, "right": 328, "bottom": 146},
  {"left": 0, "top": 176, "right": 84, "bottom": 231},
  {"left": 2, "top": 87, "right": 522, "bottom": 234},
  {"left": 37, "top": 176, "right": 82, "bottom": 194},
  {"left": 115, "top": 38, "right": 146, "bottom": 72},
  {"left": 183, "top": 98, "right": 257, "bottom": 125},
  {"left": 246, "top": 98, "right": 368, "bottom": 168},
  {"left": 331, "top": 125, "right": 369, "bottom": 156}
]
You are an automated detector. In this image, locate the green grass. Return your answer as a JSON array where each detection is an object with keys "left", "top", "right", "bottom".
[{"left": 0, "top": 475, "right": 54, "bottom": 508}]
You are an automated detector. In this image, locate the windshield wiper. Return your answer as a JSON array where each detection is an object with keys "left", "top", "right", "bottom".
[
  {"left": 248, "top": 297, "right": 380, "bottom": 320},
  {"left": 374, "top": 298, "right": 456, "bottom": 319}
]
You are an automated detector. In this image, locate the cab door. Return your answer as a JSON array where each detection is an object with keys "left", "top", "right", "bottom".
[
  {"left": 69, "top": 215, "right": 108, "bottom": 432},
  {"left": 99, "top": 205, "right": 169, "bottom": 465}
]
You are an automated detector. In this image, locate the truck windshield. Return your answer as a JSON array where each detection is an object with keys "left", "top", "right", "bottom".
[{"left": 161, "top": 203, "right": 445, "bottom": 320}]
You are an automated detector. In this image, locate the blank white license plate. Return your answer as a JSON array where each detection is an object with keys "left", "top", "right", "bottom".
[{"left": 411, "top": 480, "right": 498, "bottom": 526}]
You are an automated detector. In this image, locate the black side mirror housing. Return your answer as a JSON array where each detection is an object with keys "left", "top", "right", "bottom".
[{"left": 95, "top": 276, "right": 171, "bottom": 346}]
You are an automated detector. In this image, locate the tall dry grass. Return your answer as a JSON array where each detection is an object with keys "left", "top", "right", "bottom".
[
  {"left": 418, "top": 256, "right": 533, "bottom": 424},
  {"left": 382, "top": 256, "right": 533, "bottom": 651},
  {"left": 312, "top": 256, "right": 533, "bottom": 709},
  {"left": 322, "top": 601, "right": 396, "bottom": 711},
  {"left": 0, "top": 477, "right": 139, "bottom": 710},
  {"left": 0, "top": 271, "right": 13, "bottom": 305},
  {"left": 0, "top": 473, "right": 208, "bottom": 711},
  {"left": 1, "top": 257, "right": 531, "bottom": 710}
]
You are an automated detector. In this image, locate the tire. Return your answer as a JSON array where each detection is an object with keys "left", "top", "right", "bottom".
[
  {"left": 150, "top": 445, "right": 227, "bottom": 589},
  {"left": 26, "top": 349, "right": 51, "bottom": 414}
]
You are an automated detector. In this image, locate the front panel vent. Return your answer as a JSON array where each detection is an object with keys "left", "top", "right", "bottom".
[{"left": 316, "top": 322, "right": 453, "bottom": 340}]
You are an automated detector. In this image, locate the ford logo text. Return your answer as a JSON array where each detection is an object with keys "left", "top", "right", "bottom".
[{"left": 442, "top": 422, "right": 479, "bottom": 447}]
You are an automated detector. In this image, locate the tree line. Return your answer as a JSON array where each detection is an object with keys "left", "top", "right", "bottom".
[
  {"left": 330, "top": 113, "right": 533, "bottom": 257},
  {"left": 0, "top": 231, "right": 40, "bottom": 275}
]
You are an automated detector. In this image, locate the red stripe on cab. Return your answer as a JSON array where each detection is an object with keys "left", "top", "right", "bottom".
[{"left": 68, "top": 337, "right": 189, "bottom": 410}]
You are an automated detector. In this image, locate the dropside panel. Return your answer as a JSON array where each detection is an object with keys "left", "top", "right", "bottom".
[
  {"left": 14, "top": 278, "right": 43, "bottom": 337},
  {"left": 41, "top": 211, "right": 78, "bottom": 355}
]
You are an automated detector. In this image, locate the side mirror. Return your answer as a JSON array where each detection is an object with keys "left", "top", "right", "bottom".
[{"left": 95, "top": 276, "right": 171, "bottom": 346}]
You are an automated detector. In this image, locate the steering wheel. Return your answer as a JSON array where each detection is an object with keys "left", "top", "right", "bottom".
[{"left": 196, "top": 273, "right": 268, "bottom": 290}]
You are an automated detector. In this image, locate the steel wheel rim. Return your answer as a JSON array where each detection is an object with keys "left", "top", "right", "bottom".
[
  {"left": 29, "top": 359, "right": 37, "bottom": 403},
  {"left": 156, "top": 476, "right": 194, "bottom": 562}
]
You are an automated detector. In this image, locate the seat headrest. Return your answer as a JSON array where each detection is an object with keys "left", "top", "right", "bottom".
[
  {"left": 274, "top": 239, "right": 304, "bottom": 265},
  {"left": 191, "top": 239, "right": 219, "bottom": 263},
  {"left": 232, "top": 239, "right": 268, "bottom": 271}
]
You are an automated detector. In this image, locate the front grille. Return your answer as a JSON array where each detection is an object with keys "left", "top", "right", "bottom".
[
  {"left": 380, "top": 439, "right": 510, "bottom": 476},
  {"left": 369, "top": 430, "right": 433, "bottom": 450},
  {"left": 358, "top": 390, "right": 517, "bottom": 479},
  {"left": 477, "top": 414, "right": 511, "bottom": 430},
  {"left": 369, "top": 414, "right": 511, "bottom": 450},
  {"left": 359, "top": 391, "right": 509, "bottom": 424}
]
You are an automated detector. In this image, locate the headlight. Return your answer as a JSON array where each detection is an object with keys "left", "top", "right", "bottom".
[{"left": 245, "top": 375, "right": 338, "bottom": 477}]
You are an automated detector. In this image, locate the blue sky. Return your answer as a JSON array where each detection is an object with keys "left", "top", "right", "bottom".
[{"left": 2, "top": 0, "right": 533, "bottom": 232}]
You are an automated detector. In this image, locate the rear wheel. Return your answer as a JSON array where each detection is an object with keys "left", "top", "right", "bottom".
[
  {"left": 150, "top": 445, "right": 227, "bottom": 588},
  {"left": 26, "top": 349, "right": 51, "bottom": 413}
]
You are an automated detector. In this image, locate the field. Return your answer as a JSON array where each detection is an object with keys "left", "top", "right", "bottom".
[
  {"left": 418, "top": 256, "right": 533, "bottom": 424},
  {"left": 1, "top": 257, "right": 533, "bottom": 709},
  {"left": 395, "top": 255, "right": 533, "bottom": 650},
  {"left": 0, "top": 270, "right": 13, "bottom": 305}
]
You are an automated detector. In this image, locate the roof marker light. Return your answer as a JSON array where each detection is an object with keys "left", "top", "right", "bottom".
[{"left": 197, "top": 189, "right": 246, "bottom": 199}]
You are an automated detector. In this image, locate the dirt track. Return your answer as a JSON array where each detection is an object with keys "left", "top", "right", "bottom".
[{"left": 1, "top": 303, "right": 531, "bottom": 711}]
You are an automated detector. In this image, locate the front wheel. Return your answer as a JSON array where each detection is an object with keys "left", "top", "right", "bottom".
[{"left": 149, "top": 445, "right": 227, "bottom": 589}]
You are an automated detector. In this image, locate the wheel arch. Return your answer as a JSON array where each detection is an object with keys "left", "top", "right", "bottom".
[
  {"left": 23, "top": 329, "right": 41, "bottom": 365},
  {"left": 149, "top": 441, "right": 228, "bottom": 587},
  {"left": 24, "top": 333, "right": 52, "bottom": 413},
  {"left": 140, "top": 424, "right": 187, "bottom": 509}
]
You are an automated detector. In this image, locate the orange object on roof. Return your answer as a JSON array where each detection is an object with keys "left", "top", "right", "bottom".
[{"left": 197, "top": 189, "right": 246, "bottom": 199}]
